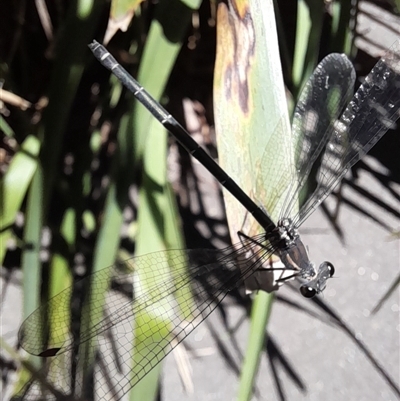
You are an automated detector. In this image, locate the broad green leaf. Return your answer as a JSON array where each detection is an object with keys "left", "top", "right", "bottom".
[
  {"left": 0, "top": 135, "right": 40, "bottom": 230},
  {"left": 16, "top": 167, "right": 45, "bottom": 399},
  {"left": 292, "top": 0, "right": 324, "bottom": 98},
  {"left": 214, "top": 1, "right": 293, "bottom": 400},
  {"left": 129, "top": 2, "right": 201, "bottom": 399},
  {"left": 47, "top": 209, "right": 75, "bottom": 359},
  {"left": 330, "top": 0, "right": 353, "bottom": 55},
  {"left": 0, "top": 135, "right": 40, "bottom": 264},
  {"left": 214, "top": 0, "right": 291, "bottom": 237}
]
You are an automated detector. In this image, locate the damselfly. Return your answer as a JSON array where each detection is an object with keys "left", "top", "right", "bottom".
[{"left": 17, "top": 40, "right": 400, "bottom": 400}]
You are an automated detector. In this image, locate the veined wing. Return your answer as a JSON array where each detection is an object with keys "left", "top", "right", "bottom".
[
  {"left": 18, "top": 238, "right": 275, "bottom": 400},
  {"left": 255, "top": 53, "right": 355, "bottom": 223},
  {"left": 280, "top": 53, "right": 356, "bottom": 221},
  {"left": 294, "top": 42, "right": 400, "bottom": 226},
  {"left": 18, "top": 247, "right": 243, "bottom": 356}
]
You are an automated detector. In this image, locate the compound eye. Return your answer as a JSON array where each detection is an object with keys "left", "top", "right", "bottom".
[
  {"left": 323, "top": 261, "right": 335, "bottom": 277},
  {"left": 300, "top": 285, "right": 317, "bottom": 298}
]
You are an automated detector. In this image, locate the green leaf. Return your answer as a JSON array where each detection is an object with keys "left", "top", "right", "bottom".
[
  {"left": 17, "top": 167, "right": 45, "bottom": 398},
  {"left": 0, "top": 135, "right": 40, "bottom": 263},
  {"left": 0, "top": 114, "right": 15, "bottom": 137},
  {"left": 0, "top": 135, "right": 40, "bottom": 231},
  {"left": 213, "top": 1, "right": 294, "bottom": 400},
  {"left": 128, "top": 2, "right": 201, "bottom": 399},
  {"left": 237, "top": 291, "right": 274, "bottom": 401},
  {"left": 292, "top": 0, "right": 324, "bottom": 99},
  {"left": 214, "top": 0, "right": 291, "bottom": 236},
  {"left": 111, "top": 0, "right": 143, "bottom": 20}
]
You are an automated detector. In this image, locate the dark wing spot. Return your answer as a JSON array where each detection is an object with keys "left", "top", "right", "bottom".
[{"left": 39, "top": 348, "right": 61, "bottom": 357}]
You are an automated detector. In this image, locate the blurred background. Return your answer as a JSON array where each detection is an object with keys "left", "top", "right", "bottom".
[{"left": 1, "top": 0, "right": 399, "bottom": 400}]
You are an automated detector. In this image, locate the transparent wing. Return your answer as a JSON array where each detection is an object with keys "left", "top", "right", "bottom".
[
  {"left": 255, "top": 53, "right": 355, "bottom": 223},
  {"left": 18, "top": 239, "right": 275, "bottom": 400},
  {"left": 280, "top": 53, "right": 356, "bottom": 221},
  {"left": 294, "top": 42, "right": 400, "bottom": 226},
  {"left": 254, "top": 116, "right": 294, "bottom": 223}
]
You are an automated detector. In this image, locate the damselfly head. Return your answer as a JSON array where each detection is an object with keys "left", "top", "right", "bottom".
[
  {"left": 300, "top": 261, "right": 335, "bottom": 298},
  {"left": 275, "top": 224, "right": 335, "bottom": 297}
]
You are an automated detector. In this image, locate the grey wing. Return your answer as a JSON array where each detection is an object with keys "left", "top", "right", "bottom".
[
  {"left": 17, "top": 243, "right": 274, "bottom": 400},
  {"left": 280, "top": 53, "right": 356, "bottom": 221},
  {"left": 255, "top": 53, "right": 355, "bottom": 223},
  {"left": 18, "top": 249, "right": 198, "bottom": 357},
  {"left": 294, "top": 42, "right": 400, "bottom": 226}
]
